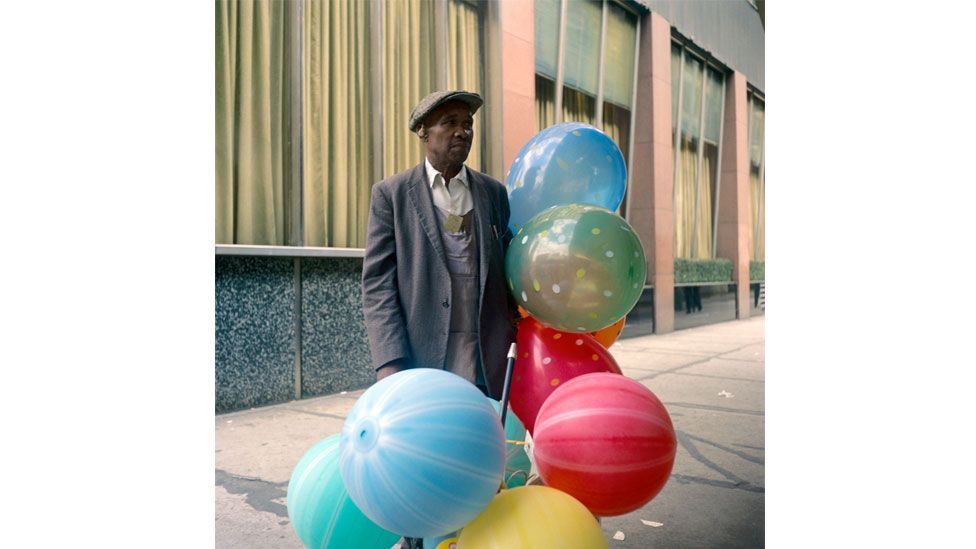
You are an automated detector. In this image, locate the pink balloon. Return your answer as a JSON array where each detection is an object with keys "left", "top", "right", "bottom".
[{"left": 533, "top": 372, "right": 676, "bottom": 516}]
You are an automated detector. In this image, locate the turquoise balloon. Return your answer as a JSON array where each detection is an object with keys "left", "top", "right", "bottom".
[
  {"left": 489, "top": 399, "right": 532, "bottom": 489},
  {"left": 339, "top": 369, "right": 506, "bottom": 539},
  {"left": 505, "top": 203, "right": 647, "bottom": 333},
  {"left": 506, "top": 122, "right": 626, "bottom": 234},
  {"left": 286, "top": 434, "right": 399, "bottom": 549}
]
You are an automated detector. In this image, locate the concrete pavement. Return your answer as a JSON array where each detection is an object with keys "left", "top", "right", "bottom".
[{"left": 216, "top": 316, "right": 765, "bottom": 548}]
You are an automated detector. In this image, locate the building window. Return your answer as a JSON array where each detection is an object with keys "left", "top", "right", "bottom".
[
  {"left": 215, "top": 0, "right": 491, "bottom": 248},
  {"left": 671, "top": 40, "right": 726, "bottom": 260},
  {"left": 748, "top": 91, "right": 765, "bottom": 261},
  {"left": 533, "top": 0, "right": 639, "bottom": 168}
]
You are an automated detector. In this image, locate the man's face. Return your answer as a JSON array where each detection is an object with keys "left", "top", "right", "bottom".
[{"left": 421, "top": 100, "right": 474, "bottom": 166}]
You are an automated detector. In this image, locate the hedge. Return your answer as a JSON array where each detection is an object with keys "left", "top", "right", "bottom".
[
  {"left": 674, "top": 258, "right": 733, "bottom": 284},
  {"left": 750, "top": 260, "right": 765, "bottom": 282}
]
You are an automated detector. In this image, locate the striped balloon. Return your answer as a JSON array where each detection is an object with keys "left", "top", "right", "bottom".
[
  {"left": 338, "top": 368, "right": 506, "bottom": 539},
  {"left": 533, "top": 372, "right": 676, "bottom": 516},
  {"left": 286, "top": 435, "right": 399, "bottom": 549}
]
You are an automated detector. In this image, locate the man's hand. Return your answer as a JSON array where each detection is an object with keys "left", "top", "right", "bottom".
[{"left": 376, "top": 361, "right": 405, "bottom": 382}]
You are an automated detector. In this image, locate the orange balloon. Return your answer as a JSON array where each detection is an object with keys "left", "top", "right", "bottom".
[{"left": 589, "top": 317, "right": 625, "bottom": 349}]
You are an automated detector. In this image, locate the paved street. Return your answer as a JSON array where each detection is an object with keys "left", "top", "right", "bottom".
[{"left": 216, "top": 316, "right": 765, "bottom": 548}]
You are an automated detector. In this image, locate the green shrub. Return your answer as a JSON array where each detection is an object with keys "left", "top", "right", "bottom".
[
  {"left": 750, "top": 260, "right": 765, "bottom": 282},
  {"left": 674, "top": 258, "right": 733, "bottom": 284}
]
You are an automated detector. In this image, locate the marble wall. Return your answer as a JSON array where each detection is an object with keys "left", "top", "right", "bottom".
[
  {"left": 215, "top": 255, "right": 372, "bottom": 413},
  {"left": 216, "top": 256, "right": 296, "bottom": 413},
  {"left": 300, "top": 258, "right": 374, "bottom": 397}
]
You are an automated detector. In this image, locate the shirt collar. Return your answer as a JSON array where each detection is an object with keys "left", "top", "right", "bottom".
[{"left": 425, "top": 157, "right": 469, "bottom": 189}]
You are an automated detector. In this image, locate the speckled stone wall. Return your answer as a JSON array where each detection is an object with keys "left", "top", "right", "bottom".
[
  {"left": 300, "top": 258, "right": 373, "bottom": 396},
  {"left": 216, "top": 256, "right": 296, "bottom": 413}
]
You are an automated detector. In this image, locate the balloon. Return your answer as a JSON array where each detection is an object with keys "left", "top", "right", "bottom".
[
  {"left": 457, "top": 486, "right": 608, "bottom": 549},
  {"left": 506, "top": 203, "right": 646, "bottom": 333},
  {"left": 506, "top": 122, "right": 626, "bottom": 234},
  {"left": 533, "top": 373, "right": 676, "bottom": 516},
  {"left": 488, "top": 399, "right": 532, "bottom": 488},
  {"left": 589, "top": 316, "right": 626, "bottom": 348},
  {"left": 509, "top": 317, "right": 622, "bottom": 434},
  {"left": 286, "top": 435, "right": 399, "bottom": 549},
  {"left": 338, "top": 369, "right": 506, "bottom": 539}
]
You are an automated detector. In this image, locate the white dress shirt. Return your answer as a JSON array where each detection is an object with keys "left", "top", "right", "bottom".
[{"left": 426, "top": 157, "right": 473, "bottom": 216}]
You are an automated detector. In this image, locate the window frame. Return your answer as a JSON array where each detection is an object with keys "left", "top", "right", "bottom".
[
  {"left": 536, "top": 0, "right": 642, "bottom": 219},
  {"left": 670, "top": 34, "right": 729, "bottom": 259}
]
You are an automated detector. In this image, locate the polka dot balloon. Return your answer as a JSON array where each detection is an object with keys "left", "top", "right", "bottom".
[
  {"left": 505, "top": 203, "right": 646, "bottom": 333},
  {"left": 509, "top": 317, "right": 623, "bottom": 434}
]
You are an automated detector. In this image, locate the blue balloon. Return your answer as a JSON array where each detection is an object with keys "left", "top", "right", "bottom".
[
  {"left": 506, "top": 122, "right": 627, "bottom": 233},
  {"left": 338, "top": 369, "right": 506, "bottom": 539},
  {"left": 287, "top": 435, "right": 399, "bottom": 549}
]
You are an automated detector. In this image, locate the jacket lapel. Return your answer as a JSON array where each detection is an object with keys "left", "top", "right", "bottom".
[
  {"left": 469, "top": 170, "right": 493, "bottom": 298},
  {"left": 406, "top": 163, "right": 448, "bottom": 270}
]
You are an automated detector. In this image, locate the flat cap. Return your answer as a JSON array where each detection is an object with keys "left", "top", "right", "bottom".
[{"left": 408, "top": 90, "right": 483, "bottom": 132}]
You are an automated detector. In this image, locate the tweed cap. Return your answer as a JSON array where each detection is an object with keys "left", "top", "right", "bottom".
[{"left": 408, "top": 90, "right": 483, "bottom": 132}]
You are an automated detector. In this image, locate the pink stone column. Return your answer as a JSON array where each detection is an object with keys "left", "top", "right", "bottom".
[
  {"left": 715, "top": 71, "right": 751, "bottom": 319},
  {"left": 499, "top": 0, "right": 536, "bottom": 172},
  {"left": 630, "top": 12, "right": 675, "bottom": 333}
]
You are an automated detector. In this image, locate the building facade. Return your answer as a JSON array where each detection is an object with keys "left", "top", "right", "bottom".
[{"left": 215, "top": 0, "right": 765, "bottom": 412}]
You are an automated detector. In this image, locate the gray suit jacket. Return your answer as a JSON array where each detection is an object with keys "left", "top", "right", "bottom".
[{"left": 361, "top": 162, "right": 517, "bottom": 400}]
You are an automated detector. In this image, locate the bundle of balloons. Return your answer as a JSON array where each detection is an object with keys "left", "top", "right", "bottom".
[{"left": 285, "top": 123, "right": 676, "bottom": 549}]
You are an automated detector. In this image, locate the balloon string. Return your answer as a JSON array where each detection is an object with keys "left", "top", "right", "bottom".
[{"left": 505, "top": 440, "right": 527, "bottom": 445}]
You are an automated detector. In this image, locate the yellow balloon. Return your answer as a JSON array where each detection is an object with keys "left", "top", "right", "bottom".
[{"left": 457, "top": 486, "right": 607, "bottom": 549}]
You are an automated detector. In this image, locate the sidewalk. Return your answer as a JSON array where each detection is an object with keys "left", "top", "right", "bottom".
[{"left": 216, "top": 316, "right": 765, "bottom": 548}]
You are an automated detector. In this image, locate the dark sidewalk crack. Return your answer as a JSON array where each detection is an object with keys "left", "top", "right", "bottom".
[{"left": 216, "top": 469, "right": 289, "bottom": 518}]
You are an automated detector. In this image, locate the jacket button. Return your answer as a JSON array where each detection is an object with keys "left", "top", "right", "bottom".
[{"left": 442, "top": 300, "right": 450, "bottom": 308}]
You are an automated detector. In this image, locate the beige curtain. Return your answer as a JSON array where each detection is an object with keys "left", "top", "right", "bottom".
[
  {"left": 303, "top": 0, "right": 372, "bottom": 248},
  {"left": 383, "top": 0, "right": 435, "bottom": 178},
  {"left": 748, "top": 97, "right": 765, "bottom": 261},
  {"left": 757, "top": 175, "right": 765, "bottom": 261},
  {"left": 750, "top": 170, "right": 764, "bottom": 260},
  {"left": 601, "top": 104, "right": 621, "bottom": 145},
  {"left": 674, "top": 137, "right": 698, "bottom": 259},
  {"left": 601, "top": 103, "right": 630, "bottom": 164},
  {"left": 535, "top": 76, "right": 556, "bottom": 132},
  {"left": 694, "top": 152, "right": 714, "bottom": 258},
  {"left": 447, "top": 0, "right": 483, "bottom": 172},
  {"left": 562, "top": 87, "right": 595, "bottom": 125},
  {"left": 216, "top": 0, "right": 291, "bottom": 245}
]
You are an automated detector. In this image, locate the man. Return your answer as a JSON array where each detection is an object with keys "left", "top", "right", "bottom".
[
  {"left": 362, "top": 89, "right": 517, "bottom": 400},
  {"left": 362, "top": 91, "right": 517, "bottom": 548}
]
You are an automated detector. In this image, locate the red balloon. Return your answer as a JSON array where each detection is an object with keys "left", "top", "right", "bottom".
[
  {"left": 532, "top": 373, "right": 676, "bottom": 517},
  {"left": 510, "top": 317, "right": 622, "bottom": 434}
]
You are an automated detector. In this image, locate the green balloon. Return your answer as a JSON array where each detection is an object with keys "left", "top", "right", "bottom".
[
  {"left": 505, "top": 204, "right": 646, "bottom": 333},
  {"left": 287, "top": 435, "right": 399, "bottom": 549}
]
